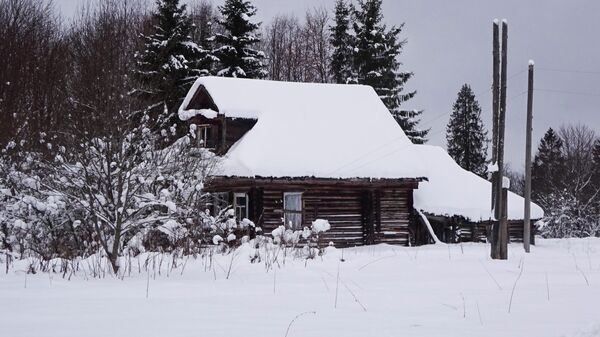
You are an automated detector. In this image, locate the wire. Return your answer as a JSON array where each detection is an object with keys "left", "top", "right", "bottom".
[
  {"left": 344, "top": 142, "right": 413, "bottom": 176},
  {"left": 325, "top": 134, "right": 407, "bottom": 176},
  {"left": 420, "top": 68, "right": 527, "bottom": 127},
  {"left": 428, "top": 90, "right": 527, "bottom": 139},
  {"left": 537, "top": 67, "right": 600, "bottom": 75},
  {"left": 534, "top": 88, "right": 600, "bottom": 97}
]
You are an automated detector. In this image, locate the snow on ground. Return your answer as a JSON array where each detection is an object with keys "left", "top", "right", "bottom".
[{"left": 1, "top": 239, "right": 599, "bottom": 337}]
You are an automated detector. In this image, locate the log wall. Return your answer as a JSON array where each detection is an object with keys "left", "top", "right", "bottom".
[
  {"left": 205, "top": 178, "right": 420, "bottom": 247},
  {"left": 428, "top": 215, "right": 536, "bottom": 244}
]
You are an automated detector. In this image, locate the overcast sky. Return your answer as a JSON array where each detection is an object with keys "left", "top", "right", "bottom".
[{"left": 55, "top": 0, "right": 600, "bottom": 170}]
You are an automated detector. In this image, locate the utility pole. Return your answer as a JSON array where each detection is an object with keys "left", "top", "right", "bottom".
[
  {"left": 491, "top": 20, "right": 500, "bottom": 212},
  {"left": 498, "top": 20, "right": 509, "bottom": 260},
  {"left": 491, "top": 20, "right": 508, "bottom": 260},
  {"left": 524, "top": 60, "right": 534, "bottom": 253}
]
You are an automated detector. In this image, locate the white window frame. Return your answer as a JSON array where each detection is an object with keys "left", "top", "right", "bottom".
[
  {"left": 196, "top": 124, "right": 213, "bottom": 148},
  {"left": 234, "top": 192, "right": 248, "bottom": 222},
  {"left": 283, "top": 192, "right": 303, "bottom": 230}
]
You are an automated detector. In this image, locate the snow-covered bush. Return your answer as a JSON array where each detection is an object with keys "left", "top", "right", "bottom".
[
  {"left": 538, "top": 192, "right": 600, "bottom": 238},
  {"left": 268, "top": 219, "right": 331, "bottom": 259},
  {"left": 0, "top": 150, "right": 89, "bottom": 261},
  {"left": 204, "top": 208, "right": 261, "bottom": 252},
  {"left": 1, "top": 125, "right": 220, "bottom": 273}
]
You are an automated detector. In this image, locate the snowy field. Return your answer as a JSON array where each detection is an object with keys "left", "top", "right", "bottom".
[{"left": 1, "top": 239, "right": 600, "bottom": 337}]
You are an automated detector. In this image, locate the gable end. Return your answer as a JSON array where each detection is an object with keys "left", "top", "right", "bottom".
[{"left": 186, "top": 84, "right": 219, "bottom": 112}]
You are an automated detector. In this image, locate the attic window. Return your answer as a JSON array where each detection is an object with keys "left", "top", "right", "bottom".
[{"left": 196, "top": 124, "right": 214, "bottom": 148}]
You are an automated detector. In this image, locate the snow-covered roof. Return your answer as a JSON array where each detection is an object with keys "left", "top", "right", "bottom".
[
  {"left": 413, "top": 145, "right": 544, "bottom": 221},
  {"left": 179, "top": 76, "right": 426, "bottom": 180}
]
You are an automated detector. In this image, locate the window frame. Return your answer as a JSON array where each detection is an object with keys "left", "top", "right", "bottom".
[
  {"left": 233, "top": 192, "right": 248, "bottom": 222},
  {"left": 283, "top": 192, "right": 303, "bottom": 230},
  {"left": 196, "top": 124, "right": 214, "bottom": 149}
]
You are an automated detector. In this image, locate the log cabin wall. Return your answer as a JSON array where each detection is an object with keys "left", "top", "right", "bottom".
[
  {"left": 204, "top": 177, "right": 421, "bottom": 247},
  {"left": 426, "top": 215, "right": 536, "bottom": 244},
  {"left": 375, "top": 189, "right": 413, "bottom": 245}
]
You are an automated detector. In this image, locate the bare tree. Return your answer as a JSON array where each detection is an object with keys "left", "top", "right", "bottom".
[
  {"left": 0, "top": 0, "right": 69, "bottom": 149},
  {"left": 558, "top": 124, "right": 598, "bottom": 215},
  {"left": 189, "top": 0, "right": 219, "bottom": 47},
  {"left": 503, "top": 163, "right": 524, "bottom": 197},
  {"left": 538, "top": 124, "right": 600, "bottom": 238},
  {"left": 66, "top": 0, "right": 145, "bottom": 136},
  {"left": 303, "top": 8, "right": 331, "bottom": 83},
  {"left": 264, "top": 14, "right": 301, "bottom": 81},
  {"left": 263, "top": 8, "right": 331, "bottom": 83}
]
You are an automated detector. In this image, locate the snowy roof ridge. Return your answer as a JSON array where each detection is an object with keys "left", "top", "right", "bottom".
[
  {"left": 179, "top": 76, "right": 425, "bottom": 180},
  {"left": 180, "top": 77, "right": 380, "bottom": 121}
]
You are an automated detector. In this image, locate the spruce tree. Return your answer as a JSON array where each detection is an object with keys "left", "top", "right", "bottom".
[
  {"left": 135, "top": 0, "right": 212, "bottom": 132},
  {"left": 446, "top": 84, "right": 488, "bottom": 177},
  {"left": 351, "top": 0, "right": 428, "bottom": 143},
  {"left": 532, "top": 128, "right": 566, "bottom": 207},
  {"left": 329, "top": 0, "right": 354, "bottom": 84},
  {"left": 211, "top": 0, "right": 266, "bottom": 78}
]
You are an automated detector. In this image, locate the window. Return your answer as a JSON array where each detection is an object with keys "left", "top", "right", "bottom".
[
  {"left": 283, "top": 192, "right": 303, "bottom": 229},
  {"left": 197, "top": 124, "right": 213, "bottom": 148},
  {"left": 234, "top": 193, "right": 248, "bottom": 222}
]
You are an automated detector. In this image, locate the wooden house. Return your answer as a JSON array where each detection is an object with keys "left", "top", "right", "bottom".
[{"left": 179, "top": 77, "right": 543, "bottom": 246}]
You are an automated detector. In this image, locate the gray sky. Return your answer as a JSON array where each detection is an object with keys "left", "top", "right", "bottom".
[{"left": 55, "top": 0, "right": 600, "bottom": 170}]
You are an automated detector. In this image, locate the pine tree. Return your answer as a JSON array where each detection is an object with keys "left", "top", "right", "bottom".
[
  {"left": 351, "top": 0, "right": 428, "bottom": 143},
  {"left": 329, "top": 0, "right": 354, "bottom": 84},
  {"left": 532, "top": 128, "right": 566, "bottom": 208},
  {"left": 135, "top": 0, "right": 212, "bottom": 132},
  {"left": 211, "top": 0, "right": 267, "bottom": 78},
  {"left": 446, "top": 84, "right": 488, "bottom": 177}
]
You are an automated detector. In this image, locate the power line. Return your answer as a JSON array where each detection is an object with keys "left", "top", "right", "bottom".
[
  {"left": 325, "top": 134, "right": 407, "bottom": 176},
  {"left": 537, "top": 67, "right": 600, "bottom": 76},
  {"left": 344, "top": 143, "right": 413, "bottom": 176},
  {"left": 420, "top": 68, "right": 527, "bottom": 127},
  {"left": 535, "top": 88, "right": 600, "bottom": 97},
  {"left": 428, "top": 90, "right": 527, "bottom": 139}
]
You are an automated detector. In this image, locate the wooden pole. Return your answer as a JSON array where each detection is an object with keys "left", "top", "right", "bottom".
[
  {"left": 524, "top": 61, "right": 534, "bottom": 253},
  {"left": 500, "top": 185, "right": 510, "bottom": 251},
  {"left": 491, "top": 20, "right": 500, "bottom": 211},
  {"left": 492, "top": 20, "right": 508, "bottom": 260},
  {"left": 498, "top": 20, "right": 509, "bottom": 260},
  {"left": 501, "top": 186, "right": 508, "bottom": 259}
]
